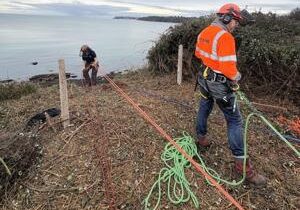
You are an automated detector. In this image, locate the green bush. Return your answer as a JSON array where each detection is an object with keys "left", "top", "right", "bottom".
[
  {"left": 0, "top": 83, "right": 37, "bottom": 102},
  {"left": 147, "top": 11, "right": 300, "bottom": 104},
  {"left": 289, "top": 8, "right": 300, "bottom": 20},
  {"left": 235, "top": 12, "right": 300, "bottom": 102},
  {"left": 147, "top": 16, "right": 213, "bottom": 75}
]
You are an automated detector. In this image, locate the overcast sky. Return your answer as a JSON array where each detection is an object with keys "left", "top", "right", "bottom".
[{"left": 0, "top": 0, "right": 298, "bottom": 16}]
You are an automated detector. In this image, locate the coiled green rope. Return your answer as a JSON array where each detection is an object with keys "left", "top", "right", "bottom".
[
  {"left": 143, "top": 133, "right": 199, "bottom": 210},
  {"left": 143, "top": 132, "right": 247, "bottom": 210},
  {"left": 144, "top": 91, "right": 299, "bottom": 210}
]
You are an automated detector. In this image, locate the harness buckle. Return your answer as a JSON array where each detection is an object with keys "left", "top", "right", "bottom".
[
  {"left": 213, "top": 73, "right": 217, "bottom": 82},
  {"left": 218, "top": 75, "right": 227, "bottom": 83},
  {"left": 211, "top": 72, "right": 227, "bottom": 83}
]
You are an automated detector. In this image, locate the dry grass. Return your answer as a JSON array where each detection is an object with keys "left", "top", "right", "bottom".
[
  {"left": 0, "top": 83, "right": 37, "bottom": 102},
  {"left": 0, "top": 69, "right": 299, "bottom": 210}
]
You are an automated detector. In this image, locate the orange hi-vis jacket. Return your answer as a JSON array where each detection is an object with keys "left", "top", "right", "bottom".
[{"left": 195, "top": 25, "right": 238, "bottom": 80}]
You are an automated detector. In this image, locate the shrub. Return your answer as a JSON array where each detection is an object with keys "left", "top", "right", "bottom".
[
  {"left": 0, "top": 83, "right": 37, "bottom": 102},
  {"left": 289, "top": 8, "right": 300, "bottom": 20},
  {"left": 147, "top": 11, "right": 300, "bottom": 104},
  {"left": 147, "top": 16, "right": 213, "bottom": 76}
]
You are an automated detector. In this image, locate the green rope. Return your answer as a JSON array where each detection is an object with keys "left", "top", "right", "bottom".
[
  {"left": 0, "top": 157, "right": 11, "bottom": 176},
  {"left": 143, "top": 132, "right": 247, "bottom": 210},
  {"left": 143, "top": 134, "right": 199, "bottom": 210},
  {"left": 238, "top": 91, "right": 300, "bottom": 157},
  {"left": 144, "top": 91, "right": 300, "bottom": 210}
]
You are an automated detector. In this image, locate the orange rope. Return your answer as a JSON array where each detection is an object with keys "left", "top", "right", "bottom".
[{"left": 102, "top": 74, "right": 246, "bottom": 210}]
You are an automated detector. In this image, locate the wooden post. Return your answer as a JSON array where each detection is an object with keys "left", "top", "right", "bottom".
[
  {"left": 177, "top": 44, "right": 183, "bottom": 85},
  {"left": 59, "top": 59, "right": 70, "bottom": 129}
]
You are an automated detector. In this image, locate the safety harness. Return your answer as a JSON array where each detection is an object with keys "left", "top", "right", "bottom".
[{"left": 195, "top": 64, "right": 239, "bottom": 112}]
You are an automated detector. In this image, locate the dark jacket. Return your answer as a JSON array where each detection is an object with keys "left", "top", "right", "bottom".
[{"left": 82, "top": 48, "right": 97, "bottom": 64}]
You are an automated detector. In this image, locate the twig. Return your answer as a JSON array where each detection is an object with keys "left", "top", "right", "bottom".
[
  {"left": 63, "top": 119, "right": 91, "bottom": 141},
  {"left": 23, "top": 184, "right": 80, "bottom": 193},
  {"left": 41, "top": 169, "right": 61, "bottom": 178},
  {"left": 225, "top": 191, "right": 250, "bottom": 209},
  {"left": 0, "top": 157, "right": 11, "bottom": 176},
  {"left": 33, "top": 204, "right": 44, "bottom": 210},
  {"left": 60, "top": 119, "right": 91, "bottom": 150},
  {"left": 62, "top": 148, "right": 95, "bottom": 158},
  {"left": 43, "top": 154, "right": 64, "bottom": 169},
  {"left": 80, "top": 179, "right": 101, "bottom": 194}
]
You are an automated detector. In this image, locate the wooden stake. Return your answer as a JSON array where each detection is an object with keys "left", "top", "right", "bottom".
[
  {"left": 177, "top": 44, "right": 183, "bottom": 85},
  {"left": 59, "top": 59, "right": 70, "bottom": 129}
]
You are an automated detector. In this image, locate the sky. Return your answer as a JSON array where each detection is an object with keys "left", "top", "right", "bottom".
[{"left": 0, "top": 0, "right": 298, "bottom": 16}]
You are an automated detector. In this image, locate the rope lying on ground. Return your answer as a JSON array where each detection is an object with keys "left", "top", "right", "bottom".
[
  {"left": 144, "top": 132, "right": 249, "bottom": 210},
  {"left": 144, "top": 91, "right": 300, "bottom": 209},
  {"left": 237, "top": 91, "right": 300, "bottom": 157},
  {"left": 101, "top": 73, "right": 298, "bottom": 210},
  {"left": 138, "top": 88, "right": 300, "bottom": 144},
  {"left": 144, "top": 133, "right": 199, "bottom": 210},
  {"left": 101, "top": 73, "right": 245, "bottom": 210}
]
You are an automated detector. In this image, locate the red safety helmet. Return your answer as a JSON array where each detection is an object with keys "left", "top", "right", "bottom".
[{"left": 218, "top": 3, "right": 242, "bottom": 20}]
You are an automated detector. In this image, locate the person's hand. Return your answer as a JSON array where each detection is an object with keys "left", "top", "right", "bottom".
[
  {"left": 235, "top": 71, "right": 242, "bottom": 81},
  {"left": 91, "top": 62, "right": 98, "bottom": 68}
]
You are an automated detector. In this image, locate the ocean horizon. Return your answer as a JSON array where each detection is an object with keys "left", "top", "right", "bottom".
[{"left": 0, "top": 14, "right": 175, "bottom": 81}]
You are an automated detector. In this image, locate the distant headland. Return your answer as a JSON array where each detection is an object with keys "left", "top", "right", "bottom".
[{"left": 114, "top": 16, "right": 196, "bottom": 23}]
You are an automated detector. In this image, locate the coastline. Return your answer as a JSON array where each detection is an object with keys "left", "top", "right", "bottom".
[
  {"left": 0, "top": 68, "right": 134, "bottom": 84},
  {"left": 1, "top": 8, "right": 299, "bottom": 210}
]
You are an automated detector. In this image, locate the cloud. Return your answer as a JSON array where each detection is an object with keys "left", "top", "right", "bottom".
[
  {"left": 0, "top": 1, "right": 182, "bottom": 16},
  {"left": 0, "top": 0, "right": 298, "bottom": 16},
  {"left": 26, "top": 3, "right": 129, "bottom": 16},
  {"left": 0, "top": 0, "right": 209, "bottom": 16},
  {"left": 97, "top": 0, "right": 298, "bottom": 13},
  {"left": 0, "top": 1, "right": 123, "bottom": 16}
]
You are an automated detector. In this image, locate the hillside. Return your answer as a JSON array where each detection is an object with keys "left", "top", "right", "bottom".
[{"left": 0, "top": 69, "right": 299, "bottom": 209}]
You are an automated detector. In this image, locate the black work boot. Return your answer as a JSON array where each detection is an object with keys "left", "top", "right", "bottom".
[{"left": 235, "top": 158, "right": 267, "bottom": 186}]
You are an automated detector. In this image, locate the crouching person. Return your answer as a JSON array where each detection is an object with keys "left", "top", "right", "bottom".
[{"left": 79, "top": 45, "right": 99, "bottom": 86}]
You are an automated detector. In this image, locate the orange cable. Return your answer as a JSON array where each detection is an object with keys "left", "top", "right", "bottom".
[{"left": 102, "top": 74, "right": 246, "bottom": 210}]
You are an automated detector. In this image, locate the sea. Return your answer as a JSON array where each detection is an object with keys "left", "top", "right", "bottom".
[{"left": 0, "top": 14, "right": 175, "bottom": 80}]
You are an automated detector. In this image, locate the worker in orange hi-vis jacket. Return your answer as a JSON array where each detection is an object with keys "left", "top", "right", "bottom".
[{"left": 194, "top": 3, "right": 267, "bottom": 186}]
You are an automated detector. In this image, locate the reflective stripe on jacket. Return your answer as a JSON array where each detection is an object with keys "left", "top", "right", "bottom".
[{"left": 195, "top": 24, "right": 238, "bottom": 80}]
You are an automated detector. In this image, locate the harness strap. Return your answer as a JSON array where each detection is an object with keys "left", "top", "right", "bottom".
[
  {"left": 203, "top": 67, "right": 209, "bottom": 79},
  {"left": 202, "top": 67, "right": 212, "bottom": 98}
]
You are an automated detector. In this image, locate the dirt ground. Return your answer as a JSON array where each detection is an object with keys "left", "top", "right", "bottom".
[{"left": 0, "top": 69, "right": 299, "bottom": 210}]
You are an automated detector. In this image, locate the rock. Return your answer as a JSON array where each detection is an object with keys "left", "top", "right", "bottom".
[
  {"left": 0, "top": 79, "right": 14, "bottom": 84},
  {"left": 29, "top": 73, "right": 76, "bottom": 83},
  {"left": 26, "top": 108, "right": 61, "bottom": 127}
]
